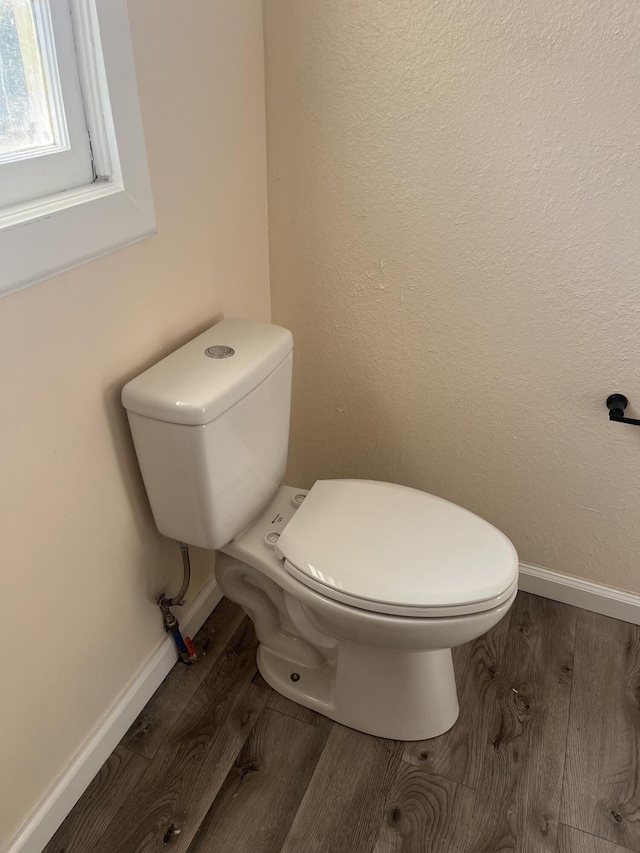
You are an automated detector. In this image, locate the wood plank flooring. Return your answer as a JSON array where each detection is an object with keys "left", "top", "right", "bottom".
[{"left": 44, "top": 592, "right": 640, "bottom": 853}]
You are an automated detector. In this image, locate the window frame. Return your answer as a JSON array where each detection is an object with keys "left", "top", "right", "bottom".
[{"left": 0, "top": 0, "right": 156, "bottom": 298}]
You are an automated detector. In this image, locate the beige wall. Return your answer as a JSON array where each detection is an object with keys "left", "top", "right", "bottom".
[
  {"left": 265, "top": 1, "right": 640, "bottom": 592},
  {"left": 1, "top": 0, "right": 269, "bottom": 846}
]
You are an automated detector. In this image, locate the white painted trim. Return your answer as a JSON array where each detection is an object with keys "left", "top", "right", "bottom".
[
  {"left": 5, "top": 578, "right": 222, "bottom": 853},
  {"left": 519, "top": 562, "right": 640, "bottom": 625}
]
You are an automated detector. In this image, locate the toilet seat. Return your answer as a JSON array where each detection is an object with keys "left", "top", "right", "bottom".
[
  {"left": 281, "top": 558, "right": 518, "bottom": 618},
  {"left": 276, "top": 479, "right": 519, "bottom": 618}
]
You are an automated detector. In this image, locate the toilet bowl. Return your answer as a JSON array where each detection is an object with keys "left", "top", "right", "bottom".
[
  {"left": 218, "top": 481, "right": 517, "bottom": 740},
  {"left": 122, "top": 318, "right": 519, "bottom": 742}
]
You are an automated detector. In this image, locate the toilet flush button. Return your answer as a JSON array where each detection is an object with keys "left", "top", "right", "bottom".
[
  {"left": 204, "top": 345, "right": 235, "bottom": 359},
  {"left": 264, "top": 532, "right": 280, "bottom": 550}
]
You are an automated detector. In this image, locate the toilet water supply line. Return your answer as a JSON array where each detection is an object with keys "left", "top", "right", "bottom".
[{"left": 158, "top": 542, "right": 197, "bottom": 665}]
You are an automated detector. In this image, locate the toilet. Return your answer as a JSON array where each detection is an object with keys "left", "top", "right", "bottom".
[{"left": 122, "top": 318, "right": 518, "bottom": 741}]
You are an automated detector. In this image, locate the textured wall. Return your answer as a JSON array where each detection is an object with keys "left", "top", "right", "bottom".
[
  {"left": 265, "top": 0, "right": 640, "bottom": 591},
  {"left": 1, "top": 1, "right": 269, "bottom": 845}
]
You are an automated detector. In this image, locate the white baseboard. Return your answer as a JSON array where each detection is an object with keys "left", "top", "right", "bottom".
[
  {"left": 519, "top": 562, "right": 640, "bottom": 625},
  {"left": 5, "top": 578, "right": 222, "bottom": 853}
]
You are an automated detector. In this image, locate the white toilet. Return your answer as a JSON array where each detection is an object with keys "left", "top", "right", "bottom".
[{"left": 122, "top": 318, "right": 518, "bottom": 741}]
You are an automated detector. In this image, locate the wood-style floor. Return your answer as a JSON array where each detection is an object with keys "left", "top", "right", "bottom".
[{"left": 45, "top": 592, "right": 640, "bottom": 853}]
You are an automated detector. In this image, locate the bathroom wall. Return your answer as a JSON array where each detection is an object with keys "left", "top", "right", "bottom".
[
  {"left": 0, "top": 0, "right": 269, "bottom": 846},
  {"left": 264, "top": 1, "right": 640, "bottom": 592}
]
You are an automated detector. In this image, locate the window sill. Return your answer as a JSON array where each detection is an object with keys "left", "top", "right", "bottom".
[{"left": 1, "top": 178, "right": 156, "bottom": 298}]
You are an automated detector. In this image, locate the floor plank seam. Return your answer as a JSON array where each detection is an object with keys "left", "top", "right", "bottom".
[
  {"left": 118, "top": 742, "right": 153, "bottom": 762},
  {"left": 376, "top": 739, "right": 405, "bottom": 760},
  {"left": 262, "top": 701, "right": 323, "bottom": 728},
  {"left": 559, "top": 819, "right": 638, "bottom": 851},
  {"left": 557, "top": 608, "right": 579, "bottom": 844},
  {"left": 395, "top": 753, "right": 478, "bottom": 793}
]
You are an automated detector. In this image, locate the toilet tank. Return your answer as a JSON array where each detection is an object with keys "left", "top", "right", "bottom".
[{"left": 121, "top": 318, "right": 293, "bottom": 549}]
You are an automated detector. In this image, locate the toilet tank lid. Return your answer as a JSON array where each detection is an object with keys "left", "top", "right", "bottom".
[
  {"left": 276, "top": 479, "right": 519, "bottom": 610},
  {"left": 121, "top": 318, "right": 293, "bottom": 426}
]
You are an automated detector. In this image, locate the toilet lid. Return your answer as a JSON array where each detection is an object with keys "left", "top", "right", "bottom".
[{"left": 276, "top": 479, "right": 518, "bottom": 616}]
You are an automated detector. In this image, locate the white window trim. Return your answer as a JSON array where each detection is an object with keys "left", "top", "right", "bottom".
[{"left": 1, "top": 0, "right": 156, "bottom": 298}]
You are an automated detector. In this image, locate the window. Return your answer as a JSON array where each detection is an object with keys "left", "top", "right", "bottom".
[
  {"left": 0, "top": 0, "right": 94, "bottom": 206},
  {"left": 0, "top": 0, "right": 156, "bottom": 297},
  {"left": 0, "top": 1, "right": 65, "bottom": 161}
]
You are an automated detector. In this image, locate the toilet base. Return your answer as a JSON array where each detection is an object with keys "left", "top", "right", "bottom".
[
  {"left": 257, "top": 640, "right": 459, "bottom": 741},
  {"left": 215, "top": 550, "right": 461, "bottom": 741}
]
